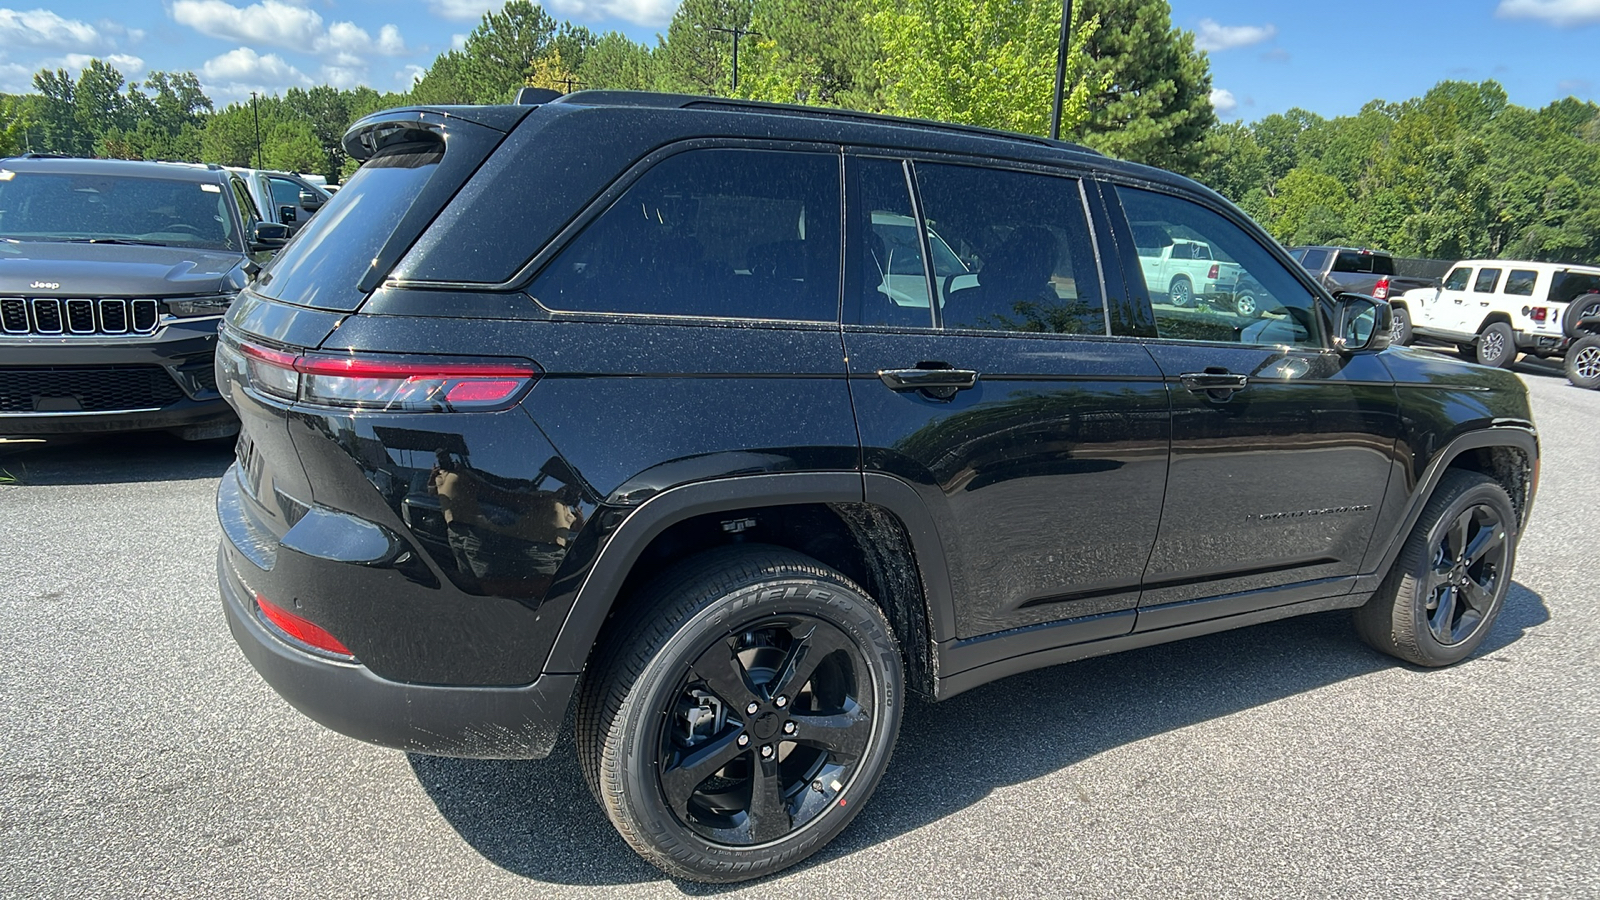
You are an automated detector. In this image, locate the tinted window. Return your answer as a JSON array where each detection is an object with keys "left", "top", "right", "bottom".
[
  {"left": 1333, "top": 251, "right": 1364, "bottom": 273},
  {"left": 257, "top": 141, "right": 444, "bottom": 310},
  {"left": 1118, "top": 186, "right": 1319, "bottom": 347},
  {"left": 1552, "top": 271, "right": 1600, "bottom": 303},
  {"left": 1474, "top": 268, "right": 1502, "bottom": 293},
  {"left": 1370, "top": 254, "right": 1395, "bottom": 276},
  {"left": 1444, "top": 267, "right": 1472, "bottom": 291},
  {"left": 268, "top": 177, "right": 303, "bottom": 209},
  {"left": 913, "top": 163, "right": 1104, "bottom": 335},
  {"left": 855, "top": 158, "right": 932, "bottom": 328},
  {"left": 1300, "top": 248, "right": 1330, "bottom": 273},
  {"left": 531, "top": 149, "right": 841, "bottom": 322},
  {"left": 1504, "top": 269, "right": 1537, "bottom": 297},
  {"left": 0, "top": 171, "right": 240, "bottom": 251}
]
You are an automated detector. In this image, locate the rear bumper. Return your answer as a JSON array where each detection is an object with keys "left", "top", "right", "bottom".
[{"left": 218, "top": 545, "right": 576, "bottom": 759}]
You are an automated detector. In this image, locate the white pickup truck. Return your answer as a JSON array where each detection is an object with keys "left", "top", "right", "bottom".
[
  {"left": 1399, "top": 258, "right": 1600, "bottom": 368},
  {"left": 1130, "top": 227, "right": 1239, "bottom": 308}
]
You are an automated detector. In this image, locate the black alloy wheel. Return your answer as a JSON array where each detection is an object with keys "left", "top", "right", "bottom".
[
  {"left": 1566, "top": 334, "right": 1600, "bottom": 389},
  {"left": 576, "top": 546, "right": 902, "bottom": 882},
  {"left": 1355, "top": 470, "right": 1517, "bottom": 666}
]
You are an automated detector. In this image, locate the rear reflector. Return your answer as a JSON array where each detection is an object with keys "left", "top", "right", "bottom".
[
  {"left": 257, "top": 594, "right": 353, "bottom": 657},
  {"left": 234, "top": 339, "right": 537, "bottom": 412}
]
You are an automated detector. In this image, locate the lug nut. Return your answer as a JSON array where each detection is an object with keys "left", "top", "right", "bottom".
[
  {"left": 783, "top": 721, "right": 796, "bottom": 735},
  {"left": 760, "top": 745, "right": 774, "bottom": 759},
  {"left": 737, "top": 734, "right": 749, "bottom": 747},
  {"left": 746, "top": 701, "right": 759, "bottom": 715},
  {"left": 775, "top": 696, "right": 788, "bottom": 708}
]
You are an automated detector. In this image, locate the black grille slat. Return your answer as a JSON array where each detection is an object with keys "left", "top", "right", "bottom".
[
  {"left": 1, "top": 298, "right": 26, "bottom": 333},
  {"left": 0, "top": 297, "right": 165, "bottom": 336},
  {"left": 0, "top": 366, "right": 186, "bottom": 412}
]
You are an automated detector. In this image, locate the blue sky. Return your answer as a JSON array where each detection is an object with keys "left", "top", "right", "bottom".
[{"left": 2, "top": 1, "right": 1599, "bottom": 119}]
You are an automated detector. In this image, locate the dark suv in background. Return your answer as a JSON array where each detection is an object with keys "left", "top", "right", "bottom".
[
  {"left": 0, "top": 155, "right": 287, "bottom": 440},
  {"left": 215, "top": 92, "right": 1539, "bottom": 882}
]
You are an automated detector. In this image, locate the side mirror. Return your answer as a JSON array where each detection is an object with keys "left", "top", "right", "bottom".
[
  {"left": 278, "top": 205, "right": 298, "bottom": 224},
  {"left": 298, "top": 189, "right": 324, "bottom": 212},
  {"left": 1333, "top": 292, "right": 1392, "bottom": 354},
  {"left": 249, "top": 221, "right": 291, "bottom": 252}
]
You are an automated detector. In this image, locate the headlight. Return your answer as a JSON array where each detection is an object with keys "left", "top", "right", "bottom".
[{"left": 164, "top": 294, "right": 235, "bottom": 317}]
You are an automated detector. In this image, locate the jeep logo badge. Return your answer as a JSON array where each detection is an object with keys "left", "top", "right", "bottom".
[{"left": 30, "top": 281, "right": 60, "bottom": 290}]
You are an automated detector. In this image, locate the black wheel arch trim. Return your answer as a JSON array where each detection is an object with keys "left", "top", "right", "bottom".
[
  {"left": 542, "top": 471, "right": 957, "bottom": 674},
  {"left": 1355, "top": 425, "right": 1538, "bottom": 594}
]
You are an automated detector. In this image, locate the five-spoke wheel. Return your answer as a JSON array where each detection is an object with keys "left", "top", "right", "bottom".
[{"left": 577, "top": 546, "right": 902, "bottom": 882}]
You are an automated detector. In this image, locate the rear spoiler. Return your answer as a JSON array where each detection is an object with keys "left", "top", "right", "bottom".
[{"left": 343, "top": 106, "right": 533, "bottom": 161}]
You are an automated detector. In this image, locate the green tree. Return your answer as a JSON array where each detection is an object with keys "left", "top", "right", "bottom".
[
  {"left": 656, "top": 0, "right": 756, "bottom": 95},
  {"left": 870, "top": 0, "right": 1104, "bottom": 137},
  {"left": 1267, "top": 168, "right": 1353, "bottom": 245},
  {"left": 1072, "top": 0, "right": 1215, "bottom": 174},
  {"left": 737, "top": 0, "right": 880, "bottom": 107},
  {"left": 578, "top": 32, "right": 657, "bottom": 91}
]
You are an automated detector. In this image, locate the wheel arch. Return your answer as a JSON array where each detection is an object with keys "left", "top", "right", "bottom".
[
  {"left": 543, "top": 472, "right": 953, "bottom": 699},
  {"left": 1358, "top": 426, "right": 1538, "bottom": 593},
  {"left": 1473, "top": 312, "right": 1514, "bottom": 334}
]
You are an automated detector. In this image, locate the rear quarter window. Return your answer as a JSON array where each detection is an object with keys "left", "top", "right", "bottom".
[
  {"left": 529, "top": 148, "right": 841, "bottom": 322},
  {"left": 1504, "top": 270, "right": 1537, "bottom": 297}
]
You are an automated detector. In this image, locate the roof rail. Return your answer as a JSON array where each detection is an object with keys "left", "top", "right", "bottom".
[{"left": 547, "top": 90, "right": 1100, "bottom": 155}]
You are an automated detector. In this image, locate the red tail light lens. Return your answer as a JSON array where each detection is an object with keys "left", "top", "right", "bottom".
[
  {"left": 256, "top": 594, "right": 353, "bottom": 657},
  {"left": 1373, "top": 277, "right": 1390, "bottom": 300},
  {"left": 1531, "top": 307, "right": 1547, "bottom": 322},
  {"left": 235, "top": 340, "right": 537, "bottom": 412},
  {"left": 1208, "top": 263, "right": 1219, "bottom": 280}
]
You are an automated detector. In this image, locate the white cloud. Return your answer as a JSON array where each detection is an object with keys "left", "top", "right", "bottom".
[
  {"left": 428, "top": 0, "right": 497, "bottom": 21},
  {"left": 1497, "top": 0, "right": 1600, "bottom": 26},
  {"left": 0, "top": 59, "right": 33, "bottom": 94},
  {"left": 544, "top": 0, "right": 680, "bottom": 26},
  {"left": 171, "top": 0, "right": 408, "bottom": 59},
  {"left": 1195, "top": 18, "right": 1278, "bottom": 52},
  {"left": 398, "top": 64, "right": 428, "bottom": 89},
  {"left": 1210, "top": 88, "right": 1239, "bottom": 116},
  {"left": 0, "top": 8, "right": 115, "bottom": 52},
  {"left": 199, "top": 46, "right": 314, "bottom": 98},
  {"left": 450, "top": 33, "right": 469, "bottom": 51}
]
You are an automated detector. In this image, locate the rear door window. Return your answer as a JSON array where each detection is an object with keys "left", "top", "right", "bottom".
[
  {"left": 530, "top": 148, "right": 842, "bottom": 322},
  {"left": 854, "top": 157, "right": 933, "bottom": 328},
  {"left": 1504, "top": 270, "right": 1538, "bottom": 297},
  {"left": 1474, "top": 268, "right": 1502, "bottom": 293}
]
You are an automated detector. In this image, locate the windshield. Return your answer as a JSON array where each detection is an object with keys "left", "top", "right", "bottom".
[{"left": 0, "top": 170, "right": 240, "bottom": 251}]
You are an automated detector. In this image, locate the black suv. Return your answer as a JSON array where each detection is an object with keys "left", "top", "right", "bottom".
[
  {"left": 215, "top": 93, "right": 1539, "bottom": 882},
  {"left": 0, "top": 156, "right": 287, "bottom": 440}
]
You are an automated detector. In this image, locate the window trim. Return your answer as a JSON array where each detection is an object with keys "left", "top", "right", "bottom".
[{"left": 521, "top": 140, "right": 848, "bottom": 326}]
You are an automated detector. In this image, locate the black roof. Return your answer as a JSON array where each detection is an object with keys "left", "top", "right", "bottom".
[{"left": 0, "top": 155, "right": 227, "bottom": 182}]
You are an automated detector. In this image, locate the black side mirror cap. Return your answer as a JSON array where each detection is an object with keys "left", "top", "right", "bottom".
[
  {"left": 249, "top": 221, "right": 291, "bottom": 252},
  {"left": 298, "top": 189, "right": 324, "bottom": 212},
  {"left": 1333, "top": 292, "right": 1392, "bottom": 354}
]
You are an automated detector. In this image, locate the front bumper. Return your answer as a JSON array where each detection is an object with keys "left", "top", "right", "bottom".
[
  {"left": 218, "top": 545, "right": 577, "bottom": 760},
  {"left": 0, "top": 316, "right": 235, "bottom": 436}
]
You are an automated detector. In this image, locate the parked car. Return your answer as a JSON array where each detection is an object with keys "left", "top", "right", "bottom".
[
  {"left": 0, "top": 155, "right": 287, "bottom": 439},
  {"left": 1289, "top": 246, "right": 1438, "bottom": 341},
  {"left": 1398, "top": 259, "right": 1600, "bottom": 367},
  {"left": 215, "top": 92, "right": 1539, "bottom": 883},
  {"left": 1132, "top": 225, "right": 1239, "bottom": 307},
  {"left": 226, "top": 166, "right": 331, "bottom": 235}
]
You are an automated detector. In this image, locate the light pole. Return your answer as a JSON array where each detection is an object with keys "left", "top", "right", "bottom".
[
  {"left": 708, "top": 25, "right": 760, "bottom": 93},
  {"left": 1050, "top": 0, "right": 1075, "bottom": 141},
  {"left": 250, "top": 91, "right": 262, "bottom": 168}
]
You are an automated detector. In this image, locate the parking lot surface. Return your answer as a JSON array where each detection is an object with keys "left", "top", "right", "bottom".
[{"left": 3, "top": 357, "right": 1597, "bottom": 899}]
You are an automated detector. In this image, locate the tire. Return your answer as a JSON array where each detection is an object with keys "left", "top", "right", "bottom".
[
  {"left": 1234, "top": 290, "right": 1262, "bottom": 319},
  {"left": 1168, "top": 275, "right": 1194, "bottom": 308},
  {"left": 575, "top": 545, "right": 903, "bottom": 883},
  {"left": 1391, "top": 305, "right": 1413, "bottom": 346},
  {"left": 1455, "top": 343, "right": 1477, "bottom": 361},
  {"left": 1474, "top": 321, "right": 1517, "bottom": 368},
  {"left": 1354, "top": 470, "right": 1517, "bottom": 667},
  {"left": 1566, "top": 334, "right": 1600, "bottom": 389},
  {"left": 1564, "top": 294, "right": 1600, "bottom": 338}
]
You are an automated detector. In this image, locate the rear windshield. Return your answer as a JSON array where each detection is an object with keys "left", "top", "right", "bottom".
[
  {"left": 0, "top": 170, "right": 240, "bottom": 251},
  {"left": 1332, "top": 250, "right": 1394, "bottom": 275},
  {"left": 1552, "top": 271, "right": 1600, "bottom": 304},
  {"left": 254, "top": 142, "right": 444, "bottom": 309}
]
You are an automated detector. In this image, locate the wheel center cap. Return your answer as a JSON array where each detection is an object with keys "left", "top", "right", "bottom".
[{"left": 751, "top": 711, "right": 782, "bottom": 741}]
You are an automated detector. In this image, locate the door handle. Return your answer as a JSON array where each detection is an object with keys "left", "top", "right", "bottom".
[
  {"left": 1180, "top": 371, "right": 1249, "bottom": 394},
  {"left": 878, "top": 366, "right": 979, "bottom": 400}
]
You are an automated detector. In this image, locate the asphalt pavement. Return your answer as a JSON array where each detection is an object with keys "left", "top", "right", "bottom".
[{"left": 2, "top": 357, "right": 1597, "bottom": 899}]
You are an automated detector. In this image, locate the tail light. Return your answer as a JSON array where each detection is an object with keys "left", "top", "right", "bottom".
[
  {"left": 233, "top": 338, "right": 538, "bottom": 412},
  {"left": 256, "top": 594, "right": 353, "bottom": 657},
  {"left": 1530, "top": 307, "right": 1548, "bottom": 323},
  {"left": 1373, "top": 277, "right": 1390, "bottom": 300},
  {"left": 1208, "top": 263, "right": 1219, "bottom": 280}
]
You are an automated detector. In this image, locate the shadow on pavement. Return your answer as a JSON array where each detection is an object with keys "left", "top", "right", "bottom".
[
  {"left": 0, "top": 432, "right": 234, "bottom": 486},
  {"left": 411, "top": 582, "right": 1549, "bottom": 889}
]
